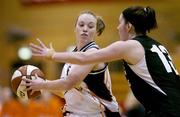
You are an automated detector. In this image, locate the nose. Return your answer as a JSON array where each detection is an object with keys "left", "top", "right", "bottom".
[{"left": 83, "top": 26, "right": 88, "bottom": 32}]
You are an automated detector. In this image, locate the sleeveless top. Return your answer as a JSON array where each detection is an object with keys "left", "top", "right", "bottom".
[
  {"left": 60, "top": 41, "right": 120, "bottom": 115},
  {"left": 123, "top": 35, "right": 180, "bottom": 116}
]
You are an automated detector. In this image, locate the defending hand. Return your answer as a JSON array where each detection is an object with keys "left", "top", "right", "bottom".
[{"left": 29, "top": 38, "right": 55, "bottom": 60}]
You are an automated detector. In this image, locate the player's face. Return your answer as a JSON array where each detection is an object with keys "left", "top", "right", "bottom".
[
  {"left": 75, "top": 14, "right": 97, "bottom": 42},
  {"left": 117, "top": 14, "right": 129, "bottom": 41}
]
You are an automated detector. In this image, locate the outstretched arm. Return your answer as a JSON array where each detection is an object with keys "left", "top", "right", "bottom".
[
  {"left": 30, "top": 38, "right": 144, "bottom": 65},
  {"left": 30, "top": 39, "right": 127, "bottom": 64},
  {"left": 52, "top": 41, "right": 125, "bottom": 64}
]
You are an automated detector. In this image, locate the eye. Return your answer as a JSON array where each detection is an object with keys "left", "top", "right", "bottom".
[
  {"left": 79, "top": 24, "right": 84, "bottom": 27},
  {"left": 88, "top": 24, "right": 95, "bottom": 29},
  {"left": 89, "top": 26, "right": 93, "bottom": 29},
  {"left": 78, "top": 22, "right": 84, "bottom": 27}
]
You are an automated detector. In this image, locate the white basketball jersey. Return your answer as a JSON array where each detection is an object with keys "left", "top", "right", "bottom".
[{"left": 60, "top": 42, "right": 120, "bottom": 115}]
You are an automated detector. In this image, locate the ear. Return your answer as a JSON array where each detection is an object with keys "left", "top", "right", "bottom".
[{"left": 127, "top": 22, "right": 133, "bottom": 32}]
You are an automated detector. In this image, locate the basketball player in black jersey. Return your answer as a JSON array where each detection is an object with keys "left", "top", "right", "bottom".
[
  {"left": 24, "top": 11, "right": 121, "bottom": 117},
  {"left": 29, "top": 6, "right": 180, "bottom": 117}
]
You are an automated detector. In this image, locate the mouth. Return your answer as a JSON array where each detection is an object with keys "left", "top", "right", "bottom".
[{"left": 81, "top": 33, "right": 88, "bottom": 37}]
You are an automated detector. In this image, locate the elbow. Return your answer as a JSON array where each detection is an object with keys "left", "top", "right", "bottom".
[
  {"left": 62, "top": 80, "right": 75, "bottom": 91},
  {"left": 62, "top": 75, "right": 80, "bottom": 91},
  {"left": 63, "top": 83, "right": 73, "bottom": 91}
]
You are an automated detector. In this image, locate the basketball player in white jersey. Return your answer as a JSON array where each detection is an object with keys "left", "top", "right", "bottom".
[
  {"left": 24, "top": 11, "right": 121, "bottom": 117},
  {"left": 29, "top": 6, "right": 180, "bottom": 117}
]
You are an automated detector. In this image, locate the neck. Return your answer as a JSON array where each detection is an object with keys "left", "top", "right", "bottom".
[
  {"left": 129, "top": 33, "right": 145, "bottom": 40},
  {"left": 128, "top": 33, "right": 136, "bottom": 40},
  {"left": 76, "top": 39, "right": 93, "bottom": 51}
]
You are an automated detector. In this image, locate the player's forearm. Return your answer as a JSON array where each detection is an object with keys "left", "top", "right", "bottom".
[
  {"left": 52, "top": 52, "right": 88, "bottom": 64},
  {"left": 51, "top": 48, "right": 113, "bottom": 65},
  {"left": 43, "top": 79, "right": 73, "bottom": 92}
]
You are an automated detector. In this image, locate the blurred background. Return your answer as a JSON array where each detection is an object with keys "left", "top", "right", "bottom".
[{"left": 0, "top": 0, "right": 180, "bottom": 117}]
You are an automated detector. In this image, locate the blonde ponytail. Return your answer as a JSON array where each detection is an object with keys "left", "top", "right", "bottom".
[{"left": 96, "top": 16, "right": 105, "bottom": 36}]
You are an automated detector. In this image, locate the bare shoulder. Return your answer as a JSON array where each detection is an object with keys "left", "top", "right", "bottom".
[
  {"left": 123, "top": 40, "right": 145, "bottom": 65},
  {"left": 108, "top": 40, "right": 141, "bottom": 49},
  {"left": 125, "top": 40, "right": 143, "bottom": 47},
  {"left": 107, "top": 40, "right": 142, "bottom": 54}
]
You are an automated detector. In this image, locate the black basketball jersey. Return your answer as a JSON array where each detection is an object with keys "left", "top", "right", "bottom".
[{"left": 123, "top": 35, "right": 180, "bottom": 116}]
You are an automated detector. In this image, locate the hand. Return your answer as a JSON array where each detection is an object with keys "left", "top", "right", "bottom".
[
  {"left": 22, "top": 74, "right": 46, "bottom": 95},
  {"left": 29, "top": 38, "right": 55, "bottom": 60}
]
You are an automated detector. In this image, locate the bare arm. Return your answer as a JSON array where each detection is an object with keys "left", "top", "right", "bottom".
[
  {"left": 30, "top": 39, "right": 144, "bottom": 65},
  {"left": 44, "top": 62, "right": 94, "bottom": 91},
  {"left": 52, "top": 41, "right": 126, "bottom": 64},
  {"left": 23, "top": 49, "right": 96, "bottom": 94},
  {"left": 23, "top": 63, "right": 95, "bottom": 94},
  {"left": 52, "top": 40, "right": 144, "bottom": 65}
]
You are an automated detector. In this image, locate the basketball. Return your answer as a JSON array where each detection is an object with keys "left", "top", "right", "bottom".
[{"left": 11, "top": 65, "right": 45, "bottom": 100}]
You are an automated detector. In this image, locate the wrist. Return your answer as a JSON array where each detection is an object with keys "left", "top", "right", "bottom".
[
  {"left": 46, "top": 49, "right": 55, "bottom": 60},
  {"left": 42, "top": 80, "right": 48, "bottom": 90}
]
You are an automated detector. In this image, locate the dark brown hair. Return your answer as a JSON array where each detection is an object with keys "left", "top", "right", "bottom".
[{"left": 122, "top": 6, "right": 157, "bottom": 34}]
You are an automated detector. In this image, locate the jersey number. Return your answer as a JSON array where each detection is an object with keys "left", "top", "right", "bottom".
[{"left": 151, "top": 45, "right": 179, "bottom": 75}]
